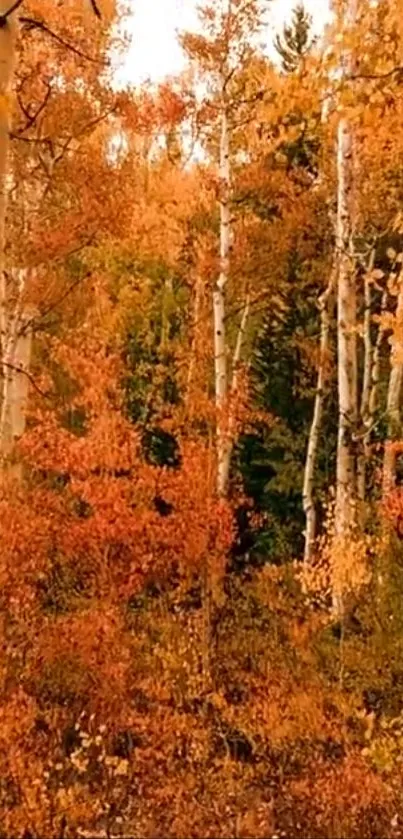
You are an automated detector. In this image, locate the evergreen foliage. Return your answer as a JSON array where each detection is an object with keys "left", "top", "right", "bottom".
[{"left": 274, "top": 3, "right": 316, "bottom": 73}]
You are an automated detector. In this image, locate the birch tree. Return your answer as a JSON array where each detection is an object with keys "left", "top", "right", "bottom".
[
  {"left": 0, "top": 1, "right": 19, "bottom": 469},
  {"left": 303, "top": 273, "right": 335, "bottom": 563},
  {"left": 383, "top": 268, "right": 403, "bottom": 497},
  {"left": 214, "top": 57, "right": 231, "bottom": 497},
  {"left": 302, "top": 48, "right": 336, "bottom": 564},
  {"left": 0, "top": 0, "right": 104, "bottom": 473},
  {"left": 357, "top": 248, "right": 375, "bottom": 508},
  {"left": 181, "top": 0, "right": 266, "bottom": 497},
  {"left": 334, "top": 0, "right": 359, "bottom": 542}
]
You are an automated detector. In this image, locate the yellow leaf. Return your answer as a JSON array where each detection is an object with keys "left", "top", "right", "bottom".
[{"left": 114, "top": 759, "right": 129, "bottom": 776}]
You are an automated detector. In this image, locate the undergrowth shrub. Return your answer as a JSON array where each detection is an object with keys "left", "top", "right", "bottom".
[{"left": 0, "top": 334, "right": 400, "bottom": 837}]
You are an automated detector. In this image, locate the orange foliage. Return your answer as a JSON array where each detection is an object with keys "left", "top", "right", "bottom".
[{"left": 1, "top": 1, "right": 403, "bottom": 837}]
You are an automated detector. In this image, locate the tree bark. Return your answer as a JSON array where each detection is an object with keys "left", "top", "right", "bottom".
[
  {"left": 214, "top": 100, "right": 231, "bottom": 497},
  {"left": 0, "top": 2, "right": 17, "bottom": 271},
  {"left": 335, "top": 116, "right": 358, "bottom": 535},
  {"left": 186, "top": 273, "right": 202, "bottom": 411},
  {"left": 383, "top": 273, "right": 403, "bottom": 497},
  {"left": 335, "top": 0, "right": 358, "bottom": 542},
  {"left": 369, "top": 290, "right": 388, "bottom": 421},
  {"left": 0, "top": 4, "right": 18, "bottom": 470},
  {"left": 0, "top": 2, "right": 17, "bottom": 343},
  {"left": 218, "top": 294, "right": 250, "bottom": 495},
  {"left": 230, "top": 294, "right": 250, "bottom": 395},
  {"left": 357, "top": 249, "right": 375, "bottom": 506},
  {"left": 0, "top": 269, "right": 33, "bottom": 474},
  {"left": 303, "top": 272, "right": 335, "bottom": 564}
]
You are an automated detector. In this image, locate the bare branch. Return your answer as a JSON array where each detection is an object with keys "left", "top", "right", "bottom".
[
  {"left": 10, "top": 104, "right": 116, "bottom": 155},
  {"left": 16, "top": 81, "right": 52, "bottom": 135},
  {"left": 89, "top": 0, "right": 102, "bottom": 18},
  {"left": 0, "top": 0, "right": 24, "bottom": 25},
  {"left": 20, "top": 16, "right": 106, "bottom": 64},
  {"left": 21, "top": 266, "right": 95, "bottom": 337},
  {"left": 1, "top": 361, "right": 50, "bottom": 399},
  {"left": 349, "top": 66, "right": 403, "bottom": 82}
]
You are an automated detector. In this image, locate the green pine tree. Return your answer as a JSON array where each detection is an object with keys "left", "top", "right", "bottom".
[
  {"left": 233, "top": 253, "right": 338, "bottom": 569},
  {"left": 274, "top": 3, "right": 315, "bottom": 74}
]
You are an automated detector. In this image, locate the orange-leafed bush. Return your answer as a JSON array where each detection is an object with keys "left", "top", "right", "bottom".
[{"left": 0, "top": 330, "right": 399, "bottom": 837}]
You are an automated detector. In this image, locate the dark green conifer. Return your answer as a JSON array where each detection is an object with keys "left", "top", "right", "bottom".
[{"left": 274, "top": 3, "right": 315, "bottom": 73}]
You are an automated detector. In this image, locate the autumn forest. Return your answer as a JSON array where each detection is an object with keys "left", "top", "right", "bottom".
[{"left": 3, "top": 0, "right": 403, "bottom": 835}]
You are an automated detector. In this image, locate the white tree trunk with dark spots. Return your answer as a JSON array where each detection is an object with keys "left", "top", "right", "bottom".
[
  {"left": 214, "top": 102, "right": 231, "bottom": 497},
  {"left": 383, "top": 273, "right": 403, "bottom": 497},
  {"left": 0, "top": 5, "right": 21, "bottom": 471},
  {"left": 303, "top": 273, "right": 335, "bottom": 564},
  {"left": 357, "top": 250, "right": 375, "bottom": 507},
  {"left": 335, "top": 0, "right": 358, "bottom": 542}
]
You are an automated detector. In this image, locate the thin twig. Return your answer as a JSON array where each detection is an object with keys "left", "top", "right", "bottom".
[
  {"left": 21, "top": 269, "right": 94, "bottom": 337},
  {"left": 16, "top": 82, "right": 52, "bottom": 135},
  {"left": 349, "top": 66, "right": 403, "bottom": 82}
]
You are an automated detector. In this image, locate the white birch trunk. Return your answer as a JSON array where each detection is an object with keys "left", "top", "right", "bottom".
[
  {"left": 0, "top": 3, "right": 17, "bottom": 267},
  {"left": 214, "top": 100, "right": 231, "bottom": 497},
  {"left": 335, "top": 116, "right": 357, "bottom": 533},
  {"left": 0, "top": 4, "right": 17, "bottom": 346},
  {"left": 357, "top": 250, "right": 375, "bottom": 506},
  {"left": 383, "top": 274, "right": 403, "bottom": 497},
  {"left": 0, "top": 5, "right": 19, "bottom": 471},
  {"left": 357, "top": 288, "right": 387, "bottom": 506},
  {"left": 369, "top": 290, "right": 388, "bottom": 420},
  {"left": 218, "top": 294, "right": 250, "bottom": 495},
  {"left": 335, "top": 0, "right": 358, "bottom": 541},
  {"left": 186, "top": 273, "right": 202, "bottom": 410},
  {"left": 303, "top": 273, "right": 335, "bottom": 564},
  {"left": 1, "top": 317, "right": 33, "bottom": 472},
  {"left": 230, "top": 295, "right": 250, "bottom": 396},
  {"left": 0, "top": 269, "right": 33, "bottom": 473}
]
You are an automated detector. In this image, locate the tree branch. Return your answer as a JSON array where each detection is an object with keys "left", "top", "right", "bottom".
[
  {"left": 16, "top": 81, "right": 52, "bottom": 135},
  {"left": 20, "top": 16, "right": 105, "bottom": 64},
  {"left": 21, "top": 267, "right": 95, "bottom": 337},
  {"left": 89, "top": 0, "right": 102, "bottom": 18},
  {"left": 349, "top": 66, "right": 403, "bottom": 82},
  {"left": 0, "top": 0, "right": 101, "bottom": 30},
  {"left": 1, "top": 361, "right": 50, "bottom": 398},
  {"left": 0, "top": 0, "right": 24, "bottom": 25}
]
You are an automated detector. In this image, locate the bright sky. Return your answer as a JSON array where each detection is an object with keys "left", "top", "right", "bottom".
[{"left": 116, "top": 0, "right": 331, "bottom": 87}]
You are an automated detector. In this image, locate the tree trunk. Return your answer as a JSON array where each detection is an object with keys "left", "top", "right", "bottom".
[
  {"left": 0, "top": 6, "right": 18, "bottom": 470},
  {"left": 368, "top": 290, "right": 388, "bottom": 422},
  {"left": 0, "top": 3, "right": 17, "bottom": 272},
  {"left": 0, "top": 3, "right": 17, "bottom": 345},
  {"left": 218, "top": 294, "right": 250, "bottom": 495},
  {"left": 357, "top": 249, "right": 375, "bottom": 507},
  {"left": 383, "top": 273, "right": 403, "bottom": 497},
  {"left": 335, "top": 114, "right": 358, "bottom": 536},
  {"left": 214, "top": 101, "right": 231, "bottom": 497},
  {"left": 186, "top": 273, "right": 202, "bottom": 411},
  {"left": 230, "top": 295, "right": 250, "bottom": 396},
  {"left": 0, "top": 270, "right": 33, "bottom": 474},
  {"left": 303, "top": 272, "right": 335, "bottom": 564},
  {"left": 335, "top": 0, "right": 358, "bottom": 542},
  {"left": 332, "top": 0, "right": 360, "bottom": 620}
]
